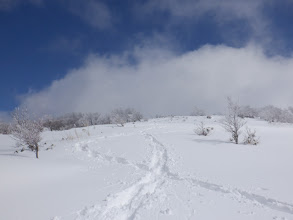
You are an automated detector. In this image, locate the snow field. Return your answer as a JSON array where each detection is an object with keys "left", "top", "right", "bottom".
[{"left": 0, "top": 116, "right": 293, "bottom": 220}]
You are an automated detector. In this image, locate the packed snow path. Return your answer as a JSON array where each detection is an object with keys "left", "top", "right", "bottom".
[{"left": 70, "top": 132, "right": 174, "bottom": 220}]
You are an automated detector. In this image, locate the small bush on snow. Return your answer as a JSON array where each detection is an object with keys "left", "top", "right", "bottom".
[
  {"left": 194, "top": 121, "right": 213, "bottom": 136},
  {"left": 243, "top": 127, "right": 260, "bottom": 145}
]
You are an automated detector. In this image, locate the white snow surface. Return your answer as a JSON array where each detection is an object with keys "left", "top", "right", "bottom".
[{"left": 1, "top": 116, "right": 293, "bottom": 220}]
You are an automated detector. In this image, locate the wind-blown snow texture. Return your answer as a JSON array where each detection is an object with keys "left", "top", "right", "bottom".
[{"left": 1, "top": 116, "right": 293, "bottom": 220}]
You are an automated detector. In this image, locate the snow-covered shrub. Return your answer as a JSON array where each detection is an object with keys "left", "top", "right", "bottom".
[
  {"left": 220, "top": 97, "right": 246, "bottom": 144},
  {"left": 243, "top": 127, "right": 260, "bottom": 145},
  {"left": 10, "top": 108, "right": 43, "bottom": 158},
  {"left": 194, "top": 121, "right": 213, "bottom": 136}
]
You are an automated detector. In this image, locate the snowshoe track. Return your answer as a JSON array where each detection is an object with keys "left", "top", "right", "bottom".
[
  {"left": 74, "top": 132, "right": 171, "bottom": 220},
  {"left": 62, "top": 130, "right": 293, "bottom": 220}
]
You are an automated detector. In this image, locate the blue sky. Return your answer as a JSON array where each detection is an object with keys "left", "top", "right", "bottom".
[{"left": 1, "top": 0, "right": 293, "bottom": 117}]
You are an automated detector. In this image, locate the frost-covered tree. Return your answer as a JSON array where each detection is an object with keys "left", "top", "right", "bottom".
[
  {"left": 10, "top": 108, "right": 43, "bottom": 158},
  {"left": 110, "top": 108, "right": 128, "bottom": 126},
  {"left": 124, "top": 108, "right": 143, "bottom": 122},
  {"left": 220, "top": 97, "right": 246, "bottom": 144},
  {"left": 78, "top": 112, "right": 101, "bottom": 127}
]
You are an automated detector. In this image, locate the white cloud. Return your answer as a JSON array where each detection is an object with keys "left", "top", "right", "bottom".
[{"left": 20, "top": 43, "right": 293, "bottom": 117}]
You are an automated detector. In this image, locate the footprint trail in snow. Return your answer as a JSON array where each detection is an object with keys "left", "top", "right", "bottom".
[{"left": 60, "top": 130, "right": 293, "bottom": 220}]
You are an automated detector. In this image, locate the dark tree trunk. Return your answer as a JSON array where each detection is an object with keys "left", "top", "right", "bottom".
[{"left": 35, "top": 144, "right": 39, "bottom": 159}]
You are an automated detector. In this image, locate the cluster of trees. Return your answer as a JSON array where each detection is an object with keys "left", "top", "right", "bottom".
[
  {"left": 1, "top": 108, "right": 144, "bottom": 135},
  {"left": 1, "top": 107, "right": 143, "bottom": 158},
  {"left": 43, "top": 112, "right": 102, "bottom": 131},
  {"left": 239, "top": 105, "right": 293, "bottom": 123},
  {"left": 43, "top": 108, "right": 143, "bottom": 131},
  {"left": 191, "top": 103, "right": 293, "bottom": 124}
]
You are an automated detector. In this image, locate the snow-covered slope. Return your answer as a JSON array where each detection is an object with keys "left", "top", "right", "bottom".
[{"left": 1, "top": 116, "right": 293, "bottom": 220}]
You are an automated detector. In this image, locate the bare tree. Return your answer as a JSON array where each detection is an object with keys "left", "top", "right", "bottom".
[
  {"left": 220, "top": 97, "right": 246, "bottom": 144},
  {"left": 10, "top": 108, "right": 43, "bottom": 158}
]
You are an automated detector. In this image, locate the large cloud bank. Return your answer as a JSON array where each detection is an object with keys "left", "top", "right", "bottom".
[{"left": 21, "top": 44, "right": 293, "bottom": 116}]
